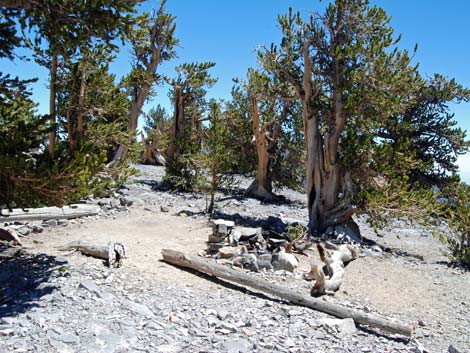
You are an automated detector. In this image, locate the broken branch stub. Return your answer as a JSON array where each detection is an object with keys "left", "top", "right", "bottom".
[{"left": 161, "top": 249, "right": 413, "bottom": 337}]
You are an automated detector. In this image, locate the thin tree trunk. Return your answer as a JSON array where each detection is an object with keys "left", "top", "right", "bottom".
[
  {"left": 76, "top": 56, "right": 87, "bottom": 142},
  {"left": 66, "top": 109, "right": 75, "bottom": 150},
  {"left": 110, "top": 82, "right": 152, "bottom": 165},
  {"left": 48, "top": 51, "right": 58, "bottom": 159},
  {"left": 166, "top": 87, "right": 184, "bottom": 162},
  {"left": 208, "top": 161, "right": 217, "bottom": 213},
  {"left": 247, "top": 97, "right": 275, "bottom": 200}
]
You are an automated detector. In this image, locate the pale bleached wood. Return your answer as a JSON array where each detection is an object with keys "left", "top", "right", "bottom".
[
  {"left": 161, "top": 249, "right": 413, "bottom": 337},
  {"left": 0, "top": 204, "right": 100, "bottom": 222},
  {"left": 0, "top": 228, "right": 23, "bottom": 246},
  {"left": 57, "top": 241, "right": 126, "bottom": 268}
]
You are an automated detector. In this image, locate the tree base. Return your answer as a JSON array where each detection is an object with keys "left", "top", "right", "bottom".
[
  {"left": 309, "top": 218, "right": 362, "bottom": 244},
  {"left": 246, "top": 180, "right": 278, "bottom": 202}
]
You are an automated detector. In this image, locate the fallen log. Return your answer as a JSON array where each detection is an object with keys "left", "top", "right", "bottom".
[
  {"left": 57, "top": 241, "right": 126, "bottom": 268},
  {"left": 0, "top": 204, "right": 100, "bottom": 222},
  {"left": 161, "top": 249, "right": 413, "bottom": 337}
]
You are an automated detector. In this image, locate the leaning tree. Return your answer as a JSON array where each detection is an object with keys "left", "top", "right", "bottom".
[
  {"left": 111, "top": 0, "right": 178, "bottom": 164},
  {"left": 262, "top": 0, "right": 419, "bottom": 237}
]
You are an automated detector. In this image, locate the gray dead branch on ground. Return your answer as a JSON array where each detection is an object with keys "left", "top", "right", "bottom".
[
  {"left": 161, "top": 249, "right": 413, "bottom": 337},
  {"left": 57, "top": 241, "right": 126, "bottom": 268}
]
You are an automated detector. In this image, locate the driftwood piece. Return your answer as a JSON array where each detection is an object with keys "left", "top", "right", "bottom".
[
  {"left": 0, "top": 204, "right": 100, "bottom": 222},
  {"left": 0, "top": 228, "right": 23, "bottom": 246},
  {"left": 161, "top": 249, "right": 412, "bottom": 337},
  {"left": 57, "top": 241, "right": 126, "bottom": 268},
  {"left": 305, "top": 243, "right": 357, "bottom": 296}
]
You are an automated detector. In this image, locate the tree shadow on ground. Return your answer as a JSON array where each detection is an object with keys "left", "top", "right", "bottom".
[
  {"left": 137, "top": 178, "right": 303, "bottom": 207},
  {"left": 0, "top": 244, "right": 67, "bottom": 318},
  {"left": 208, "top": 211, "right": 302, "bottom": 239}
]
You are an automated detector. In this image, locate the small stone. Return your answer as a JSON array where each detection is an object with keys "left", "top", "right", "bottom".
[
  {"left": 212, "top": 219, "right": 235, "bottom": 227},
  {"left": 272, "top": 251, "right": 298, "bottom": 272},
  {"left": 217, "top": 322, "right": 238, "bottom": 333},
  {"left": 79, "top": 280, "right": 113, "bottom": 301},
  {"left": 16, "top": 227, "right": 30, "bottom": 236},
  {"left": 223, "top": 338, "right": 252, "bottom": 353},
  {"left": 207, "top": 316, "right": 219, "bottom": 327},
  {"left": 31, "top": 225, "right": 44, "bottom": 233},
  {"left": 160, "top": 206, "right": 169, "bottom": 212},
  {"left": 218, "top": 245, "right": 245, "bottom": 259},
  {"left": 119, "top": 197, "right": 133, "bottom": 207},
  {"left": 448, "top": 344, "right": 462, "bottom": 353},
  {"left": 127, "top": 300, "right": 155, "bottom": 317},
  {"left": 217, "top": 311, "right": 230, "bottom": 321},
  {"left": 58, "top": 219, "right": 69, "bottom": 226},
  {"left": 319, "top": 318, "right": 356, "bottom": 338},
  {"left": 42, "top": 219, "right": 58, "bottom": 227},
  {"left": 242, "top": 328, "right": 253, "bottom": 336},
  {"left": 57, "top": 333, "right": 80, "bottom": 344}
]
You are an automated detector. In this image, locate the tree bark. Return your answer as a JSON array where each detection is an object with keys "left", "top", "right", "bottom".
[
  {"left": 166, "top": 86, "right": 185, "bottom": 162},
  {"left": 76, "top": 55, "right": 87, "bottom": 141},
  {"left": 48, "top": 51, "right": 58, "bottom": 159},
  {"left": 161, "top": 249, "right": 413, "bottom": 337},
  {"left": 110, "top": 16, "right": 164, "bottom": 165},
  {"left": 246, "top": 96, "right": 274, "bottom": 200},
  {"left": 300, "top": 40, "right": 356, "bottom": 237}
]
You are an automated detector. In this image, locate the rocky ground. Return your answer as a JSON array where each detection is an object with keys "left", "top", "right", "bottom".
[{"left": 0, "top": 164, "right": 469, "bottom": 353}]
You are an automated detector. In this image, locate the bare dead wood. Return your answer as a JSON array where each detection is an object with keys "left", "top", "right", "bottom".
[
  {"left": 57, "top": 241, "right": 126, "bottom": 268},
  {"left": 305, "top": 243, "right": 357, "bottom": 296},
  {"left": 0, "top": 204, "right": 100, "bottom": 222},
  {"left": 161, "top": 249, "right": 413, "bottom": 337},
  {"left": 0, "top": 228, "right": 23, "bottom": 246}
]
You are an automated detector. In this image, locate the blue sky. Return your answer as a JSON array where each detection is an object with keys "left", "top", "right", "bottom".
[{"left": 2, "top": 0, "right": 470, "bottom": 180}]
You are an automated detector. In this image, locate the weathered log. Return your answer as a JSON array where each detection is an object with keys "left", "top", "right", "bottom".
[
  {"left": 161, "top": 249, "right": 413, "bottom": 337},
  {"left": 57, "top": 241, "right": 126, "bottom": 268},
  {"left": 0, "top": 204, "right": 100, "bottom": 222}
]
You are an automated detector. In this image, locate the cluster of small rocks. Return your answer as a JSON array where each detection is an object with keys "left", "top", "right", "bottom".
[
  {"left": 0, "top": 250, "right": 429, "bottom": 353},
  {"left": 202, "top": 219, "right": 299, "bottom": 273}
]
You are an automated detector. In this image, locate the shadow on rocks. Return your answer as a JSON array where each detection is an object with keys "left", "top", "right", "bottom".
[{"left": 0, "top": 246, "right": 67, "bottom": 318}]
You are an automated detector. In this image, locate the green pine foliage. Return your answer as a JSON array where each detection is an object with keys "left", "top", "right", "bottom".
[
  {"left": 164, "top": 62, "right": 217, "bottom": 191},
  {"left": 442, "top": 183, "right": 470, "bottom": 266},
  {"left": 198, "top": 100, "right": 236, "bottom": 213},
  {"left": 223, "top": 82, "right": 257, "bottom": 174}
]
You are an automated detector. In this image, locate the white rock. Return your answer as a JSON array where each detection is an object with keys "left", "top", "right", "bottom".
[
  {"left": 212, "top": 219, "right": 235, "bottom": 227},
  {"left": 319, "top": 317, "right": 356, "bottom": 338}
]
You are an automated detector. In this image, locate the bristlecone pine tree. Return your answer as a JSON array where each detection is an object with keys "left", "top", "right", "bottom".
[
  {"left": 244, "top": 68, "right": 301, "bottom": 201},
  {"left": 112, "top": 1, "right": 178, "bottom": 165},
  {"left": 2, "top": 0, "right": 141, "bottom": 159},
  {"left": 164, "top": 62, "right": 216, "bottom": 190},
  {"left": 262, "top": 0, "right": 421, "bottom": 237}
]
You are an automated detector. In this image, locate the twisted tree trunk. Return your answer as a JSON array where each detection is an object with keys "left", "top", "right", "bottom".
[{"left": 300, "top": 42, "right": 357, "bottom": 238}]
